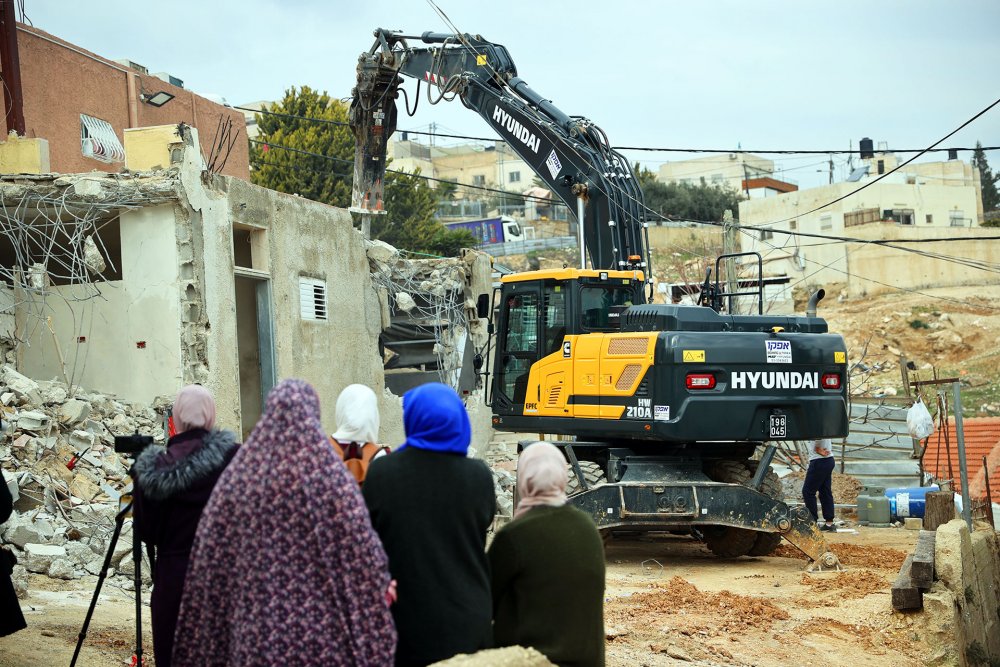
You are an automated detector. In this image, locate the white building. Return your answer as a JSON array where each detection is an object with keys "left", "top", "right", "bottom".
[
  {"left": 738, "top": 147, "right": 991, "bottom": 298},
  {"left": 658, "top": 153, "right": 797, "bottom": 199}
]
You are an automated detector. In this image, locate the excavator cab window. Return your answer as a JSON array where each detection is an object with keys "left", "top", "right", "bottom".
[
  {"left": 543, "top": 282, "right": 566, "bottom": 356},
  {"left": 499, "top": 290, "right": 540, "bottom": 405},
  {"left": 580, "top": 285, "right": 633, "bottom": 331}
]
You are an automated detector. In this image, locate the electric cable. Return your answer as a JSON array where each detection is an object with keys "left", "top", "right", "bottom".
[{"left": 234, "top": 105, "right": 1000, "bottom": 156}]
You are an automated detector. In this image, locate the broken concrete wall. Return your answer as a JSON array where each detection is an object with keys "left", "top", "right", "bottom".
[
  {"left": 918, "top": 519, "right": 1000, "bottom": 666},
  {"left": 1, "top": 286, "right": 14, "bottom": 364},
  {"left": 15, "top": 203, "right": 184, "bottom": 403},
  {"left": 202, "top": 166, "right": 399, "bottom": 442}
]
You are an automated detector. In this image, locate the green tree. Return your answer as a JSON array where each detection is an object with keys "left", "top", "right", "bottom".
[
  {"left": 973, "top": 141, "right": 999, "bottom": 215},
  {"left": 374, "top": 170, "right": 476, "bottom": 255},
  {"left": 251, "top": 86, "right": 472, "bottom": 255},
  {"left": 250, "top": 86, "right": 353, "bottom": 207},
  {"left": 635, "top": 165, "right": 744, "bottom": 222}
]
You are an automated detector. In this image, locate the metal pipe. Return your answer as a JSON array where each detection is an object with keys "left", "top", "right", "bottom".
[
  {"left": 983, "top": 455, "right": 995, "bottom": 529},
  {"left": 577, "top": 195, "right": 586, "bottom": 270},
  {"left": 1, "top": 1, "right": 26, "bottom": 134},
  {"left": 806, "top": 288, "right": 826, "bottom": 317},
  {"left": 952, "top": 381, "right": 972, "bottom": 531}
]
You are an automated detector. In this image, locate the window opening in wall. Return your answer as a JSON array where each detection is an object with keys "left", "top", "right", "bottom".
[
  {"left": 882, "top": 209, "right": 915, "bottom": 225},
  {"left": 820, "top": 214, "right": 832, "bottom": 230},
  {"left": 509, "top": 171, "right": 521, "bottom": 183},
  {"left": 80, "top": 115, "right": 126, "bottom": 163},
  {"left": 949, "top": 210, "right": 967, "bottom": 227},
  {"left": 472, "top": 175, "right": 486, "bottom": 186},
  {"left": 877, "top": 160, "right": 885, "bottom": 175},
  {"left": 0, "top": 213, "right": 123, "bottom": 287},
  {"left": 711, "top": 173, "right": 724, "bottom": 184},
  {"left": 926, "top": 214, "right": 933, "bottom": 224},
  {"left": 760, "top": 228, "right": 774, "bottom": 240},
  {"left": 299, "top": 277, "right": 328, "bottom": 321},
  {"left": 233, "top": 229, "right": 254, "bottom": 269},
  {"left": 789, "top": 221, "right": 797, "bottom": 230}
]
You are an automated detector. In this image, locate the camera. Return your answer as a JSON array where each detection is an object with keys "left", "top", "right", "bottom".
[{"left": 114, "top": 433, "right": 154, "bottom": 455}]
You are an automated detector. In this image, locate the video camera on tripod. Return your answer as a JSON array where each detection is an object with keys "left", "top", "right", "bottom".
[
  {"left": 114, "top": 432, "right": 154, "bottom": 456},
  {"left": 71, "top": 430, "right": 157, "bottom": 667}
]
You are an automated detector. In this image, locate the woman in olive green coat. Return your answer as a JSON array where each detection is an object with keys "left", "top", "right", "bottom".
[{"left": 487, "top": 442, "right": 606, "bottom": 667}]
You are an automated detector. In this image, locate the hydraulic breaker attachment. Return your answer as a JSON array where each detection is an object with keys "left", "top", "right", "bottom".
[{"left": 780, "top": 504, "right": 845, "bottom": 572}]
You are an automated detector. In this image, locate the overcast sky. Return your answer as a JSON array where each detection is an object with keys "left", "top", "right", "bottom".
[{"left": 27, "top": 0, "right": 1000, "bottom": 189}]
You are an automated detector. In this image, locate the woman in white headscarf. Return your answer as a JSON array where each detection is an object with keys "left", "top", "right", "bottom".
[
  {"left": 487, "top": 441, "right": 607, "bottom": 667},
  {"left": 330, "top": 384, "right": 389, "bottom": 484}
]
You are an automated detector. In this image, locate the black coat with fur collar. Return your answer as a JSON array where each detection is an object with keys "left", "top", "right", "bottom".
[{"left": 131, "top": 427, "right": 238, "bottom": 667}]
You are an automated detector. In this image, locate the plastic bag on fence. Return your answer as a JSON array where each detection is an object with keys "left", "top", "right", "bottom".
[{"left": 907, "top": 398, "right": 935, "bottom": 440}]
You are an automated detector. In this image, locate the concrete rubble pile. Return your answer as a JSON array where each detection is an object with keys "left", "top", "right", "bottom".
[
  {"left": 367, "top": 241, "right": 490, "bottom": 373},
  {"left": 1, "top": 364, "right": 165, "bottom": 597},
  {"left": 486, "top": 444, "right": 517, "bottom": 529}
]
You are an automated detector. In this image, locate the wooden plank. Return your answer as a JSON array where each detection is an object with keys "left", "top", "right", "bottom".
[
  {"left": 848, "top": 420, "right": 911, "bottom": 435},
  {"left": 840, "top": 448, "right": 917, "bottom": 461},
  {"left": 855, "top": 475, "right": 923, "bottom": 487},
  {"left": 850, "top": 402, "right": 909, "bottom": 420},
  {"left": 924, "top": 491, "right": 955, "bottom": 532},
  {"left": 841, "top": 461, "right": 921, "bottom": 476},
  {"left": 911, "top": 530, "right": 935, "bottom": 589},
  {"left": 892, "top": 554, "right": 923, "bottom": 611},
  {"left": 843, "top": 433, "right": 914, "bottom": 449}
]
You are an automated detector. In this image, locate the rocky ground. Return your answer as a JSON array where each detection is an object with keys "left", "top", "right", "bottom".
[
  {"left": 812, "top": 284, "right": 1000, "bottom": 415},
  {"left": 4, "top": 284, "right": 996, "bottom": 664},
  {"left": 0, "top": 520, "right": 926, "bottom": 667}
]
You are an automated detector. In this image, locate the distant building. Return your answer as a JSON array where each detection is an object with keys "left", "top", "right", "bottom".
[
  {"left": 387, "top": 137, "right": 435, "bottom": 178},
  {"left": 658, "top": 153, "right": 797, "bottom": 199},
  {"left": 239, "top": 100, "right": 273, "bottom": 141},
  {"left": 1, "top": 23, "right": 248, "bottom": 178},
  {"left": 738, "top": 142, "right": 992, "bottom": 298}
]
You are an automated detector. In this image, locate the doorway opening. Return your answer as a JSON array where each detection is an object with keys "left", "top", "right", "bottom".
[{"left": 235, "top": 273, "right": 275, "bottom": 439}]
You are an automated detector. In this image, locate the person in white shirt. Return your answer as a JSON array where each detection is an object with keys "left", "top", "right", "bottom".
[{"left": 802, "top": 438, "right": 836, "bottom": 532}]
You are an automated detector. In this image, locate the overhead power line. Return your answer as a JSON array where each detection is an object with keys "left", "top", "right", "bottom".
[
  {"left": 235, "top": 105, "right": 1000, "bottom": 156},
  {"left": 248, "top": 141, "right": 559, "bottom": 206}
]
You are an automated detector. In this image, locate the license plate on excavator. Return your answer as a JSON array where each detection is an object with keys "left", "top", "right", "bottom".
[{"left": 769, "top": 414, "right": 787, "bottom": 439}]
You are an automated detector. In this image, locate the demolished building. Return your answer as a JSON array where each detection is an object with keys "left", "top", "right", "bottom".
[
  {"left": 0, "top": 123, "right": 496, "bottom": 589},
  {"left": 1, "top": 123, "right": 493, "bottom": 441}
]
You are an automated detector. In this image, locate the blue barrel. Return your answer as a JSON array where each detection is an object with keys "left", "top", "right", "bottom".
[{"left": 885, "top": 486, "right": 939, "bottom": 520}]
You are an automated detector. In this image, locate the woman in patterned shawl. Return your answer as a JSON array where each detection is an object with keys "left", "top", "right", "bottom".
[{"left": 172, "top": 379, "right": 396, "bottom": 666}]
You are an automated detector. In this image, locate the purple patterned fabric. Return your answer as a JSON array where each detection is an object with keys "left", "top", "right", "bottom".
[{"left": 172, "top": 379, "right": 396, "bottom": 666}]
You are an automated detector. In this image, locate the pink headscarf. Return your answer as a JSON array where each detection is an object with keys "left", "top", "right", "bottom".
[
  {"left": 173, "top": 385, "right": 216, "bottom": 433},
  {"left": 514, "top": 441, "right": 568, "bottom": 519}
]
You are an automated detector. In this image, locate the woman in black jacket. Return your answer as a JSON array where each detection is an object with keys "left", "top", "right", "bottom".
[
  {"left": 131, "top": 385, "right": 238, "bottom": 667},
  {"left": 1, "top": 471, "right": 27, "bottom": 637}
]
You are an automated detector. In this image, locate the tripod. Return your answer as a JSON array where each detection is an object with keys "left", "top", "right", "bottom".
[{"left": 70, "top": 497, "right": 147, "bottom": 667}]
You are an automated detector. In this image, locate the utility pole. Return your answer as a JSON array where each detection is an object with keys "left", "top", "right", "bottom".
[
  {"left": 0, "top": 0, "right": 25, "bottom": 135},
  {"left": 722, "top": 209, "right": 739, "bottom": 313},
  {"left": 828, "top": 154, "right": 834, "bottom": 184}
]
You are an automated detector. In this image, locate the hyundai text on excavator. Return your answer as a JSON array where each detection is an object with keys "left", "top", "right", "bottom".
[{"left": 350, "top": 28, "right": 847, "bottom": 568}]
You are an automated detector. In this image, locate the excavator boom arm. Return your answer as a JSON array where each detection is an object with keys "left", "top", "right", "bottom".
[{"left": 350, "top": 28, "right": 651, "bottom": 275}]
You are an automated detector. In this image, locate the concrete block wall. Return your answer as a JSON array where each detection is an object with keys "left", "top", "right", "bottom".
[
  {"left": 925, "top": 520, "right": 1000, "bottom": 665},
  {"left": 0, "top": 134, "right": 50, "bottom": 174}
]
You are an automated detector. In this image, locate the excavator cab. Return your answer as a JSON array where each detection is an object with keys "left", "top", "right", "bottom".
[{"left": 489, "top": 268, "right": 645, "bottom": 418}]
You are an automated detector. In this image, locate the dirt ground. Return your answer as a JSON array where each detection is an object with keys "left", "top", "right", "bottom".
[
  {"left": 603, "top": 527, "right": 922, "bottom": 666},
  {"left": 0, "top": 528, "right": 922, "bottom": 667},
  {"left": 0, "top": 575, "right": 155, "bottom": 667}
]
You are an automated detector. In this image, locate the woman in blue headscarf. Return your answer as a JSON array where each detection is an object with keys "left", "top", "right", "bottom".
[{"left": 363, "top": 383, "right": 496, "bottom": 667}]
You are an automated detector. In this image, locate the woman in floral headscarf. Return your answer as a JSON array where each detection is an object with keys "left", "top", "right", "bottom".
[{"left": 172, "top": 379, "right": 395, "bottom": 666}]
